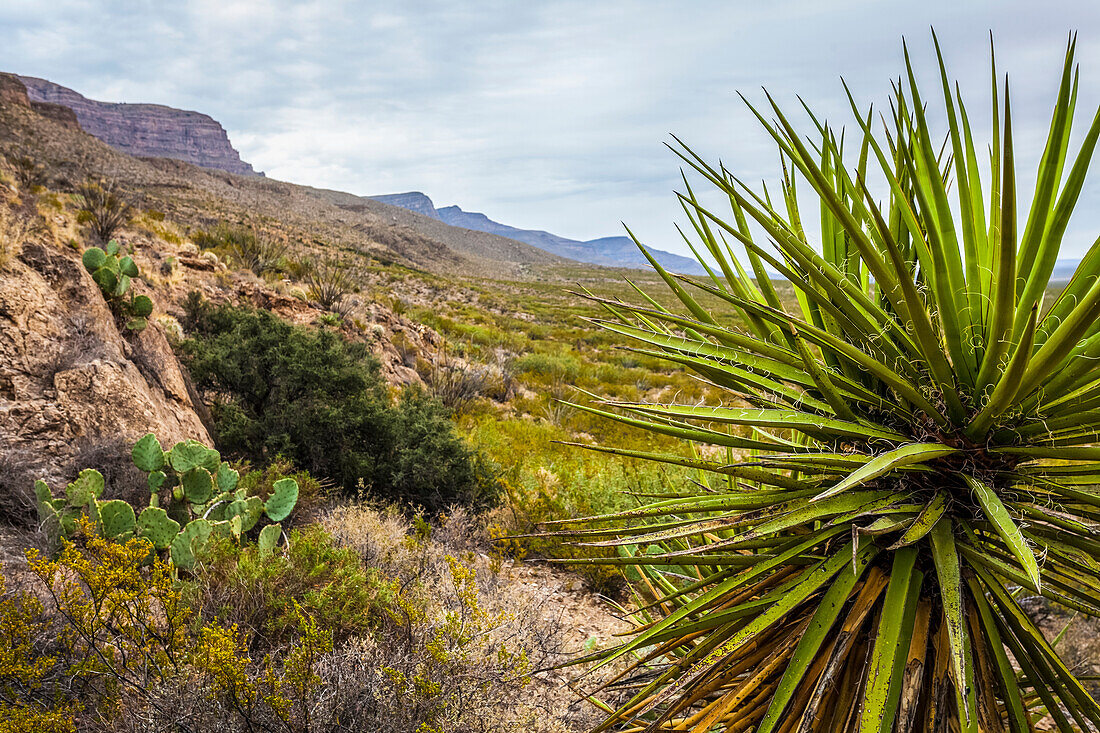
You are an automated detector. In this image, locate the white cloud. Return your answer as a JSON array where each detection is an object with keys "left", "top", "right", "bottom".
[{"left": 0, "top": 0, "right": 1099, "bottom": 255}]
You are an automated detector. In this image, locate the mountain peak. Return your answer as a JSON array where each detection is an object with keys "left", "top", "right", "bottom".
[
  {"left": 370, "top": 192, "right": 441, "bottom": 220},
  {"left": 389, "top": 199, "right": 706, "bottom": 274}
]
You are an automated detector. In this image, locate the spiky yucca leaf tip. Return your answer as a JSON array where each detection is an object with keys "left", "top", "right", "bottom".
[{"left": 558, "top": 33, "right": 1100, "bottom": 733}]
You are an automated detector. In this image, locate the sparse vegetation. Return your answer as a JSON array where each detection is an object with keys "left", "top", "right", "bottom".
[
  {"left": 305, "top": 254, "right": 355, "bottom": 316},
  {"left": 193, "top": 222, "right": 289, "bottom": 276},
  {"left": 0, "top": 204, "right": 29, "bottom": 268},
  {"left": 9, "top": 154, "right": 46, "bottom": 190},
  {"left": 75, "top": 177, "right": 132, "bottom": 243},
  {"left": 421, "top": 349, "right": 499, "bottom": 415},
  {"left": 0, "top": 501, "right": 589, "bottom": 732}
]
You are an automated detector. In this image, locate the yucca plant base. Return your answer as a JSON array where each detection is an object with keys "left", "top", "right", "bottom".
[{"left": 554, "top": 35, "right": 1100, "bottom": 733}]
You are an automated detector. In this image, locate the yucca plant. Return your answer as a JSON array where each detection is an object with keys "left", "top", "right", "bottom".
[{"left": 552, "top": 34, "right": 1100, "bottom": 732}]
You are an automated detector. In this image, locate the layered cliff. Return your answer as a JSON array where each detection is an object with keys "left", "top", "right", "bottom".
[{"left": 18, "top": 76, "right": 258, "bottom": 176}]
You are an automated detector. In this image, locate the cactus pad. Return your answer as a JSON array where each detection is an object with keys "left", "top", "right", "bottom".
[
  {"left": 92, "top": 267, "right": 118, "bottom": 293},
  {"left": 209, "top": 519, "right": 236, "bottom": 541},
  {"left": 33, "top": 479, "right": 52, "bottom": 506},
  {"left": 118, "top": 256, "right": 139, "bottom": 278},
  {"left": 105, "top": 240, "right": 120, "bottom": 256},
  {"left": 216, "top": 463, "right": 239, "bottom": 493},
  {"left": 137, "top": 507, "right": 181, "bottom": 550},
  {"left": 169, "top": 441, "right": 221, "bottom": 473},
  {"left": 257, "top": 523, "right": 281, "bottom": 557},
  {"left": 170, "top": 519, "right": 213, "bottom": 569},
  {"left": 148, "top": 470, "right": 167, "bottom": 492},
  {"left": 181, "top": 467, "right": 214, "bottom": 504},
  {"left": 264, "top": 478, "right": 299, "bottom": 522},
  {"left": 82, "top": 247, "right": 107, "bottom": 271},
  {"left": 131, "top": 433, "right": 165, "bottom": 472},
  {"left": 99, "top": 499, "right": 136, "bottom": 539},
  {"left": 86, "top": 496, "right": 101, "bottom": 527},
  {"left": 131, "top": 295, "right": 153, "bottom": 317},
  {"left": 226, "top": 496, "right": 264, "bottom": 532},
  {"left": 65, "top": 469, "right": 105, "bottom": 506}
]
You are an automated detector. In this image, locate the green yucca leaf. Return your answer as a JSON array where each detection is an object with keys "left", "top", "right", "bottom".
[
  {"left": 558, "top": 31, "right": 1100, "bottom": 733},
  {"left": 813, "top": 443, "right": 959, "bottom": 501}
]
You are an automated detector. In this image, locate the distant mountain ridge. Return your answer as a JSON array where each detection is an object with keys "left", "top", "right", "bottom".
[
  {"left": 17, "top": 76, "right": 259, "bottom": 176},
  {"left": 370, "top": 191, "right": 707, "bottom": 274}
]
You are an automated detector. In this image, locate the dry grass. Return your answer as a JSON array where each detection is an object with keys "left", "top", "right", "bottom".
[
  {"left": 320, "top": 503, "right": 618, "bottom": 732},
  {"left": 0, "top": 203, "right": 29, "bottom": 268}
]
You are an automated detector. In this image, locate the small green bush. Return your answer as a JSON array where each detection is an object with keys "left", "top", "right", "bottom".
[
  {"left": 193, "top": 222, "right": 288, "bottom": 276},
  {"left": 180, "top": 296, "right": 501, "bottom": 512},
  {"left": 191, "top": 525, "right": 392, "bottom": 648},
  {"left": 75, "top": 177, "right": 132, "bottom": 243},
  {"left": 511, "top": 351, "right": 581, "bottom": 383}
]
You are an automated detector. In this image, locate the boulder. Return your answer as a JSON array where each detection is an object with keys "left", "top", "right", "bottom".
[{"left": 0, "top": 241, "right": 211, "bottom": 524}]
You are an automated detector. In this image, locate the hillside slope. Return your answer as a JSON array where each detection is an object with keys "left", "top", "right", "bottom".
[
  {"left": 0, "top": 75, "right": 563, "bottom": 278},
  {"left": 368, "top": 191, "right": 707, "bottom": 275}
]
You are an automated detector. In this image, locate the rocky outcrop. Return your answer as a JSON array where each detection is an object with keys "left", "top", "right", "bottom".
[
  {"left": 369, "top": 192, "right": 442, "bottom": 220},
  {"left": 18, "top": 76, "right": 259, "bottom": 176},
  {"left": 28, "top": 101, "right": 80, "bottom": 131},
  {"left": 0, "top": 74, "right": 29, "bottom": 108},
  {"left": 0, "top": 241, "right": 211, "bottom": 524}
]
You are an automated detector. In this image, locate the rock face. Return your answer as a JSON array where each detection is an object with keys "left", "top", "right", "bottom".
[
  {"left": 28, "top": 101, "right": 80, "bottom": 131},
  {"left": 0, "top": 74, "right": 29, "bottom": 108},
  {"left": 18, "top": 76, "right": 259, "bottom": 176},
  {"left": 369, "top": 192, "right": 442, "bottom": 220},
  {"left": 0, "top": 242, "right": 212, "bottom": 524}
]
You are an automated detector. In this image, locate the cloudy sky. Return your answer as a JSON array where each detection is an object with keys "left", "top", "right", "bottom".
[{"left": 3, "top": 1, "right": 1100, "bottom": 257}]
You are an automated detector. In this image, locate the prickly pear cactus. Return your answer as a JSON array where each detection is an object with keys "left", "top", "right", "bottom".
[
  {"left": 257, "top": 523, "right": 282, "bottom": 557},
  {"left": 34, "top": 433, "right": 301, "bottom": 567},
  {"left": 170, "top": 518, "right": 214, "bottom": 569},
  {"left": 264, "top": 478, "right": 299, "bottom": 522},
  {"left": 65, "top": 468, "right": 105, "bottom": 507},
  {"left": 82, "top": 240, "right": 153, "bottom": 332},
  {"left": 136, "top": 507, "right": 180, "bottom": 550},
  {"left": 98, "top": 499, "right": 136, "bottom": 539},
  {"left": 181, "top": 467, "right": 214, "bottom": 504}
]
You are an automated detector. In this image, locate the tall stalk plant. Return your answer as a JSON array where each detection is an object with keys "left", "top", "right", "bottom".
[{"left": 556, "top": 34, "right": 1100, "bottom": 732}]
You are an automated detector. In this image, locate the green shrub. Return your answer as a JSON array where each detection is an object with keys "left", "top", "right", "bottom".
[
  {"left": 180, "top": 296, "right": 501, "bottom": 512},
  {"left": 511, "top": 351, "right": 581, "bottom": 383},
  {"left": 190, "top": 524, "right": 393, "bottom": 648},
  {"left": 75, "top": 177, "right": 132, "bottom": 243}
]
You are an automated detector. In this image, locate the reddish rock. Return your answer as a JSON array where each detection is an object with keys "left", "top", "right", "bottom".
[{"left": 18, "top": 75, "right": 259, "bottom": 176}]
